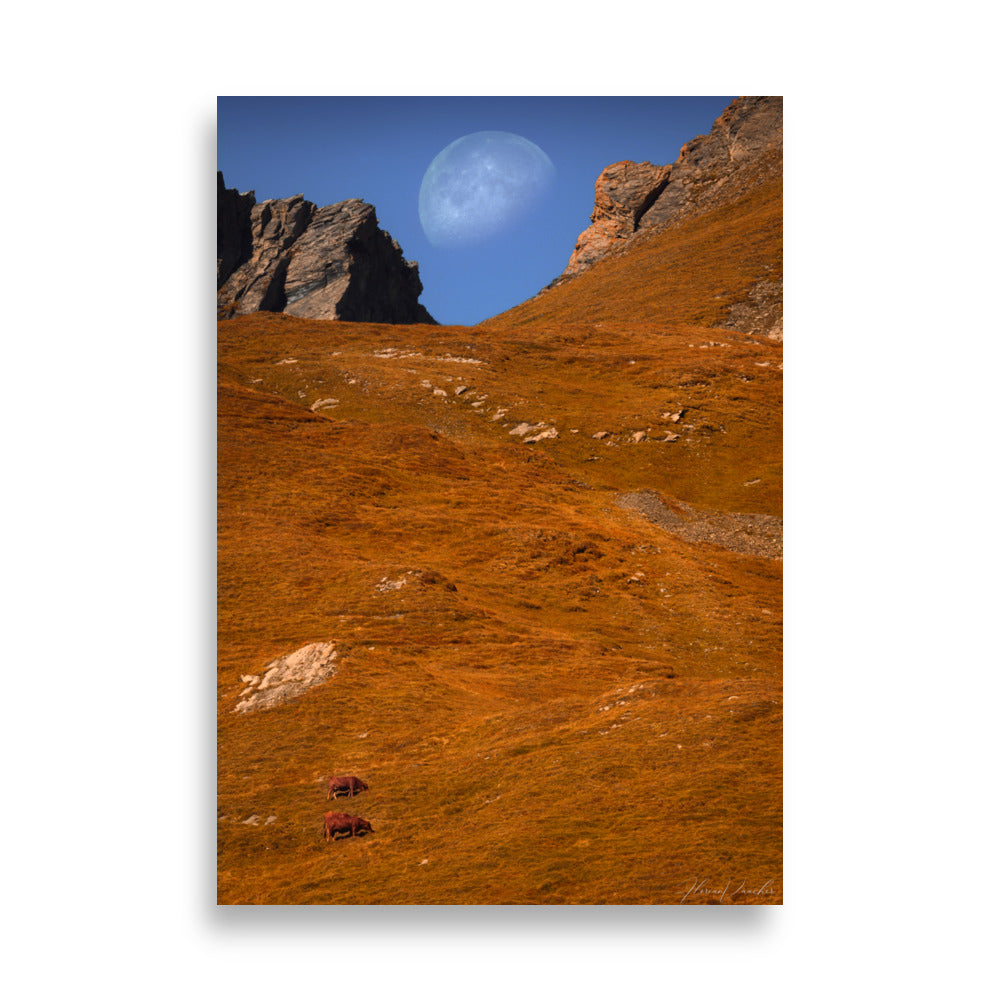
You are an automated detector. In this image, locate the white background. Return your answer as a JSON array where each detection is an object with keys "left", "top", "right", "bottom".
[{"left": 3, "top": 2, "right": 995, "bottom": 996}]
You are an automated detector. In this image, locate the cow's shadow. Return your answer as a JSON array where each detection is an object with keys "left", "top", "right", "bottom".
[{"left": 326, "top": 830, "right": 372, "bottom": 842}]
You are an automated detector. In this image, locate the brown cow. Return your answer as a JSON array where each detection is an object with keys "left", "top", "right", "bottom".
[
  {"left": 327, "top": 775, "right": 369, "bottom": 800},
  {"left": 324, "top": 811, "right": 374, "bottom": 841}
]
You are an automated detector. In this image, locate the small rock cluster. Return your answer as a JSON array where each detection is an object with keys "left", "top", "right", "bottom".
[
  {"left": 375, "top": 571, "right": 419, "bottom": 593},
  {"left": 509, "top": 421, "right": 558, "bottom": 443}
]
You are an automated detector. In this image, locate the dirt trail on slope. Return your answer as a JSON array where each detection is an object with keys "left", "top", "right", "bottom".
[{"left": 616, "top": 491, "right": 782, "bottom": 560}]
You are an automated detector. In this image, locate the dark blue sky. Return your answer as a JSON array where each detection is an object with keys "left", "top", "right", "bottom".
[{"left": 217, "top": 96, "right": 735, "bottom": 326}]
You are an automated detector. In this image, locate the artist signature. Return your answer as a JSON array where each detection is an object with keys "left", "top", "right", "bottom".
[{"left": 681, "top": 877, "right": 776, "bottom": 903}]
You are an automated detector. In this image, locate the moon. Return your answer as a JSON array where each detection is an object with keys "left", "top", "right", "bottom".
[{"left": 419, "top": 131, "right": 556, "bottom": 248}]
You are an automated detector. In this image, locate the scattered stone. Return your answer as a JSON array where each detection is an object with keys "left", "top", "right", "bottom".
[
  {"left": 471, "top": 400, "right": 485, "bottom": 409},
  {"left": 510, "top": 422, "right": 535, "bottom": 436},
  {"left": 276, "top": 358, "right": 298, "bottom": 365},
  {"left": 661, "top": 432, "right": 680, "bottom": 442},
  {"left": 455, "top": 386, "right": 468, "bottom": 395},
  {"left": 491, "top": 408, "right": 509, "bottom": 421},
  {"left": 239, "top": 674, "right": 258, "bottom": 685},
  {"left": 432, "top": 388, "right": 447, "bottom": 397},
  {"left": 436, "top": 354, "right": 483, "bottom": 365},
  {"left": 376, "top": 572, "right": 418, "bottom": 593},
  {"left": 243, "top": 815, "right": 261, "bottom": 826},
  {"left": 616, "top": 491, "right": 782, "bottom": 560},
  {"left": 524, "top": 427, "right": 558, "bottom": 443},
  {"left": 310, "top": 397, "right": 340, "bottom": 411},
  {"left": 265, "top": 816, "right": 277, "bottom": 825},
  {"left": 631, "top": 430, "right": 647, "bottom": 443},
  {"left": 592, "top": 431, "right": 610, "bottom": 440},
  {"left": 233, "top": 642, "right": 339, "bottom": 714}
]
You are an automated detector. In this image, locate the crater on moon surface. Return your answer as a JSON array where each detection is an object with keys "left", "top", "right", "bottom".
[{"left": 419, "top": 131, "right": 555, "bottom": 248}]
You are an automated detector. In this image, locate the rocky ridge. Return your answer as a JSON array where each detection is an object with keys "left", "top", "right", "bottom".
[
  {"left": 217, "top": 173, "right": 435, "bottom": 324},
  {"left": 552, "top": 96, "right": 782, "bottom": 339},
  {"left": 638, "top": 96, "right": 782, "bottom": 232}
]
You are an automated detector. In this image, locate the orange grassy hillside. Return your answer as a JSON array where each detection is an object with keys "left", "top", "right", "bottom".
[{"left": 217, "top": 305, "right": 782, "bottom": 904}]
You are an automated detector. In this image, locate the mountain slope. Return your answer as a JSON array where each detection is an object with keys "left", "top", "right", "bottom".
[
  {"left": 217, "top": 311, "right": 781, "bottom": 904},
  {"left": 498, "top": 95, "right": 782, "bottom": 340},
  {"left": 217, "top": 97, "right": 782, "bottom": 905}
]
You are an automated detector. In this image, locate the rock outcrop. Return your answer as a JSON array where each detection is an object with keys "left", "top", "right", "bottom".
[
  {"left": 721, "top": 279, "right": 783, "bottom": 342},
  {"left": 217, "top": 173, "right": 435, "bottom": 324},
  {"left": 554, "top": 97, "right": 782, "bottom": 318},
  {"left": 638, "top": 96, "right": 782, "bottom": 232},
  {"left": 233, "top": 642, "right": 339, "bottom": 714},
  {"left": 562, "top": 160, "right": 672, "bottom": 279},
  {"left": 217, "top": 172, "right": 255, "bottom": 289}
]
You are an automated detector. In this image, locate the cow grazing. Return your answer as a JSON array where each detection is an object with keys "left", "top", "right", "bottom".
[
  {"left": 327, "top": 775, "right": 368, "bottom": 800},
  {"left": 324, "top": 811, "right": 374, "bottom": 841}
]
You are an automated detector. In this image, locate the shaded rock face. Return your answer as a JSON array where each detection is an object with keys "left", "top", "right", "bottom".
[
  {"left": 217, "top": 172, "right": 255, "bottom": 289},
  {"left": 563, "top": 161, "right": 672, "bottom": 278},
  {"left": 555, "top": 97, "right": 783, "bottom": 304},
  {"left": 217, "top": 173, "right": 435, "bottom": 324},
  {"left": 639, "top": 96, "right": 782, "bottom": 231}
]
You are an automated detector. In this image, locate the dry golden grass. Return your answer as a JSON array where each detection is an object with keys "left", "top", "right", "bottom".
[
  {"left": 217, "top": 177, "right": 782, "bottom": 904},
  {"left": 485, "top": 163, "right": 781, "bottom": 332}
]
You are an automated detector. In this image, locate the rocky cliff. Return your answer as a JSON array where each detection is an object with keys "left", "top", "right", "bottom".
[
  {"left": 638, "top": 96, "right": 782, "bottom": 232},
  {"left": 554, "top": 96, "right": 782, "bottom": 338},
  {"left": 217, "top": 173, "right": 435, "bottom": 324},
  {"left": 562, "top": 160, "right": 672, "bottom": 278}
]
